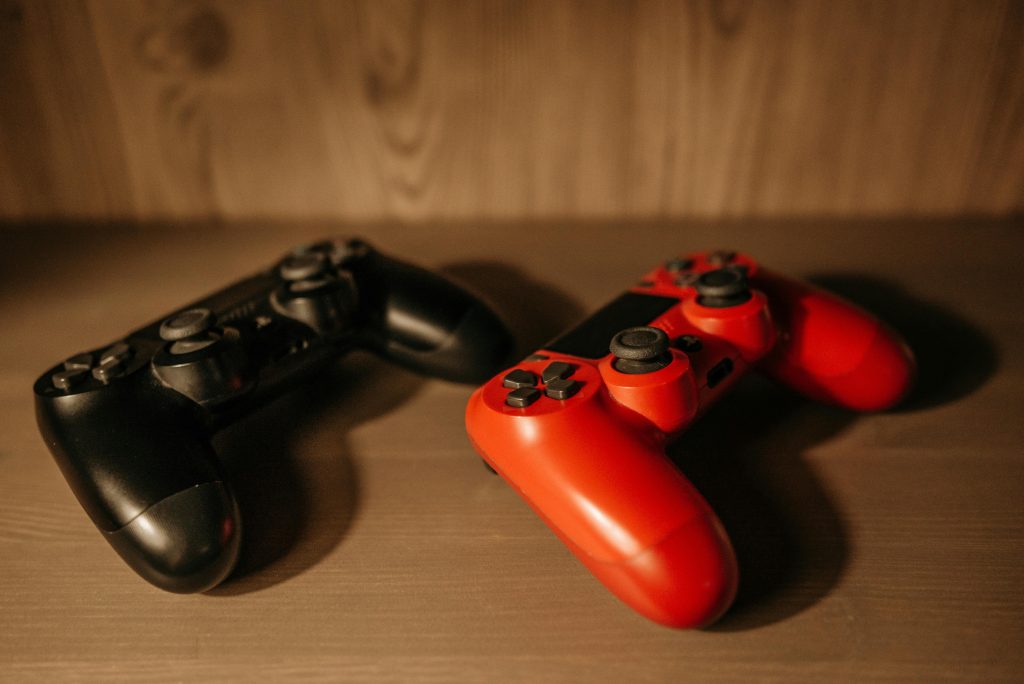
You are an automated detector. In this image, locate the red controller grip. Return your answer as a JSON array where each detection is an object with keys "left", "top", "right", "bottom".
[
  {"left": 753, "top": 269, "right": 916, "bottom": 411},
  {"left": 466, "top": 360, "right": 738, "bottom": 628}
]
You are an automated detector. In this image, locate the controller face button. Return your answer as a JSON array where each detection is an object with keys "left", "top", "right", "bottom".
[
  {"left": 541, "top": 361, "right": 576, "bottom": 384},
  {"left": 64, "top": 353, "right": 94, "bottom": 371},
  {"left": 52, "top": 367, "right": 90, "bottom": 390},
  {"left": 706, "top": 358, "right": 734, "bottom": 388},
  {"left": 159, "top": 309, "right": 215, "bottom": 341},
  {"left": 544, "top": 377, "right": 580, "bottom": 400},
  {"left": 610, "top": 326, "right": 670, "bottom": 361},
  {"left": 666, "top": 258, "right": 694, "bottom": 272},
  {"left": 694, "top": 268, "right": 751, "bottom": 308},
  {"left": 91, "top": 358, "right": 126, "bottom": 384},
  {"left": 525, "top": 353, "right": 549, "bottom": 362},
  {"left": 279, "top": 252, "right": 329, "bottom": 282},
  {"left": 503, "top": 369, "right": 538, "bottom": 389},
  {"left": 676, "top": 335, "right": 703, "bottom": 353},
  {"left": 506, "top": 387, "right": 541, "bottom": 408},
  {"left": 707, "top": 250, "right": 736, "bottom": 266}
]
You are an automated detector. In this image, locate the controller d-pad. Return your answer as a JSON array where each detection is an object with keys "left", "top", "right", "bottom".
[
  {"left": 503, "top": 369, "right": 537, "bottom": 389},
  {"left": 92, "top": 358, "right": 126, "bottom": 384},
  {"left": 52, "top": 367, "right": 90, "bottom": 390},
  {"left": 506, "top": 387, "right": 541, "bottom": 408},
  {"left": 64, "top": 353, "right": 93, "bottom": 371},
  {"left": 100, "top": 342, "right": 133, "bottom": 366},
  {"left": 541, "top": 361, "right": 575, "bottom": 384},
  {"left": 544, "top": 378, "right": 580, "bottom": 400}
]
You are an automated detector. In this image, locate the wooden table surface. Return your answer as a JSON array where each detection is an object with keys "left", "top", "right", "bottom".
[{"left": 1, "top": 219, "right": 1021, "bottom": 682}]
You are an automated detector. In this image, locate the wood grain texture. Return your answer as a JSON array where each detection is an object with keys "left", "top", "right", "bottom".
[
  {"left": 0, "top": 218, "right": 1022, "bottom": 682},
  {"left": 0, "top": 0, "right": 1022, "bottom": 221}
]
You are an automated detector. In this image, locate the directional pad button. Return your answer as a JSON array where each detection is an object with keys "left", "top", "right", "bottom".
[
  {"left": 541, "top": 361, "right": 575, "bottom": 384},
  {"left": 502, "top": 369, "right": 537, "bottom": 389},
  {"left": 506, "top": 387, "right": 541, "bottom": 408},
  {"left": 544, "top": 378, "right": 580, "bottom": 400}
]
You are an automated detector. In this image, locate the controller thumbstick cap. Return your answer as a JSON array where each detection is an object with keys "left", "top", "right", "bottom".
[
  {"left": 160, "top": 308, "right": 215, "bottom": 341},
  {"left": 695, "top": 268, "right": 751, "bottom": 308},
  {"left": 279, "top": 252, "right": 329, "bottom": 282},
  {"left": 610, "top": 326, "right": 670, "bottom": 361}
]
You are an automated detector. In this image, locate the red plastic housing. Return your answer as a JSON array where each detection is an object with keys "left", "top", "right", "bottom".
[{"left": 465, "top": 251, "right": 915, "bottom": 628}]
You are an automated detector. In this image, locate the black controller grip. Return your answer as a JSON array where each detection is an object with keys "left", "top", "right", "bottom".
[
  {"left": 35, "top": 370, "right": 239, "bottom": 592},
  {"left": 350, "top": 250, "right": 513, "bottom": 383},
  {"left": 32, "top": 237, "right": 511, "bottom": 593}
]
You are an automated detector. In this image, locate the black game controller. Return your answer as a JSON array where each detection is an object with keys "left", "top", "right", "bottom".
[{"left": 34, "top": 238, "right": 513, "bottom": 593}]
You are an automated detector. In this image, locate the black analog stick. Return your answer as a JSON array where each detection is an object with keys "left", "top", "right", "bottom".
[
  {"left": 610, "top": 326, "right": 670, "bottom": 360},
  {"left": 159, "top": 309, "right": 215, "bottom": 341},
  {"left": 279, "top": 252, "right": 329, "bottom": 282},
  {"left": 610, "top": 327, "right": 671, "bottom": 374},
  {"left": 695, "top": 268, "right": 751, "bottom": 308}
]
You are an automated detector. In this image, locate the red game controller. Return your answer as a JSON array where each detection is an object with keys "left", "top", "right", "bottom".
[{"left": 465, "top": 250, "right": 915, "bottom": 628}]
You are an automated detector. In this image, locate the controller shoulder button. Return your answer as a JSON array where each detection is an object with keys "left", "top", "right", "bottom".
[
  {"left": 502, "top": 369, "right": 538, "bottom": 389},
  {"left": 544, "top": 378, "right": 580, "bottom": 400},
  {"left": 541, "top": 361, "right": 576, "bottom": 384},
  {"left": 525, "top": 353, "right": 549, "bottom": 361}
]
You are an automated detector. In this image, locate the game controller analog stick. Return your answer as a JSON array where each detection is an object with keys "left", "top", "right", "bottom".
[
  {"left": 34, "top": 238, "right": 513, "bottom": 593},
  {"left": 610, "top": 326, "right": 671, "bottom": 374},
  {"left": 159, "top": 308, "right": 216, "bottom": 340},
  {"left": 694, "top": 268, "right": 751, "bottom": 308},
  {"left": 465, "top": 248, "right": 915, "bottom": 628},
  {"left": 278, "top": 252, "right": 330, "bottom": 282}
]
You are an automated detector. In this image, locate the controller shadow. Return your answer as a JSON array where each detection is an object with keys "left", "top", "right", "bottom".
[
  {"left": 807, "top": 275, "right": 999, "bottom": 412},
  {"left": 207, "top": 259, "right": 584, "bottom": 596},
  {"left": 208, "top": 353, "right": 424, "bottom": 596},
  {"left": 439, "top": 262, "right": 587, "bottom": 358},
  {"left": 678, "top": 274, "right": 997, "bottom": 631}
]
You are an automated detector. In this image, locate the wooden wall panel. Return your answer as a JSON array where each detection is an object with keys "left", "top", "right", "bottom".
[{"left": 0, "top": 0, "right": 1022, "bottom": 221}]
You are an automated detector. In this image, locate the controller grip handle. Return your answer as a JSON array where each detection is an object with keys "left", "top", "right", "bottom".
[
  {"left": 466, "top": 388, "right": 737, "bottom": 628},
  {"left": 35, "top": 379, "right": 240, "bottom": 592},
  {"left": 752, "top": 269, "right": 916, "bottom": 411},
  {"left": 353, "top": 251, "right": 513, "bottom": 383}
]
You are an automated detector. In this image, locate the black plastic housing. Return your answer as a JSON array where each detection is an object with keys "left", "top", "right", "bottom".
[{"left": 34, "top": 238, "right": 513, "bottom": 593}]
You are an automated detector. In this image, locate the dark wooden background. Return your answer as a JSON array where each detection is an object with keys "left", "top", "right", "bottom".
[{"left": 2, "top": 0, "right": 1023, "bottom": 221}]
